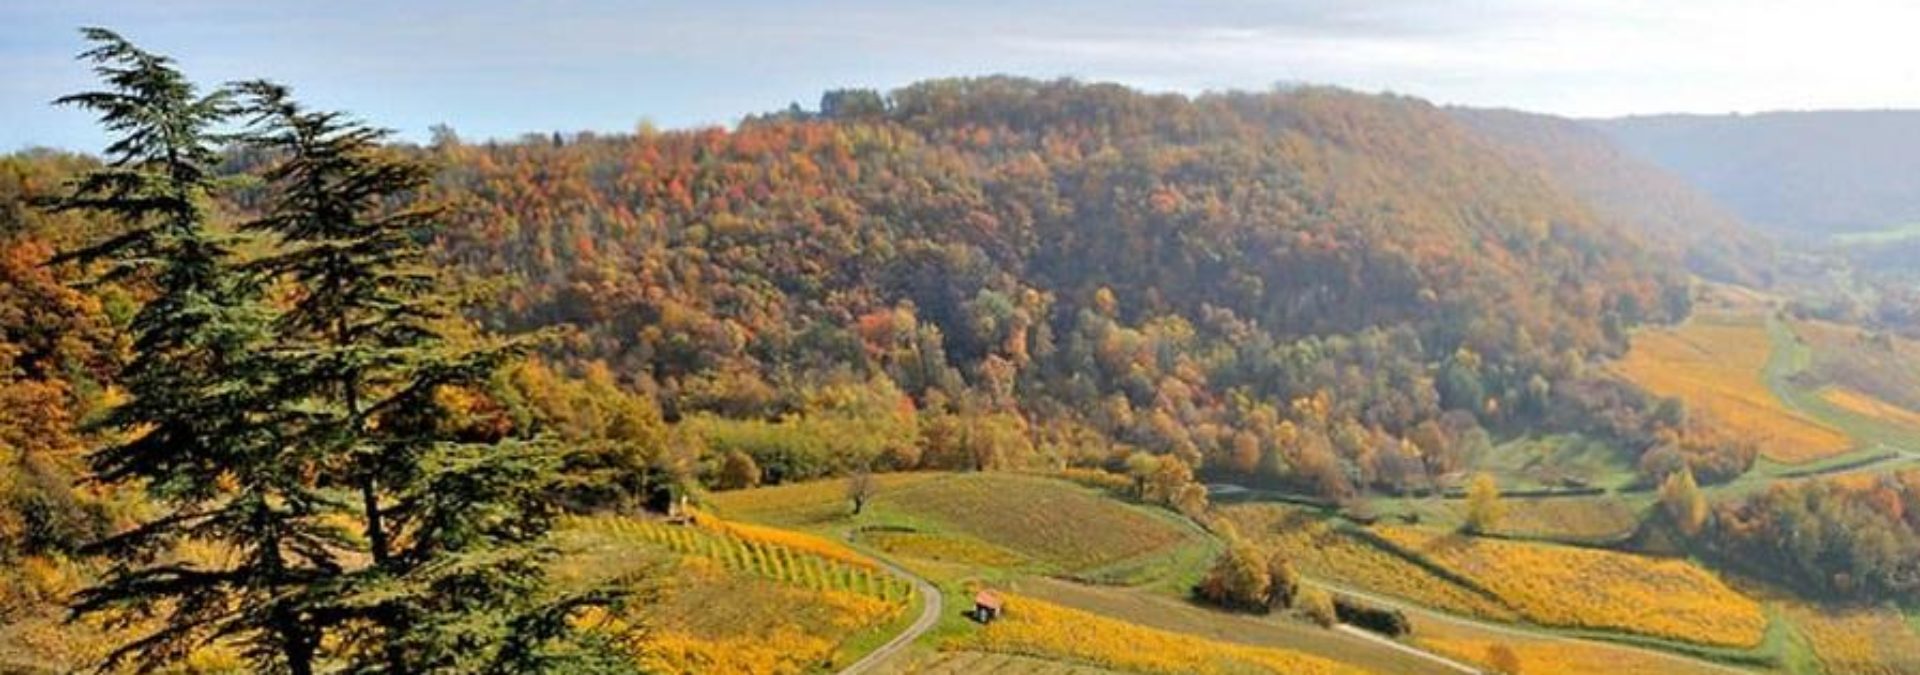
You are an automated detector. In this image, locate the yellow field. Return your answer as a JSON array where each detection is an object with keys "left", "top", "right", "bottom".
[
  {"left": 1374, "top": 526, "right": 1767, "bottom": 647},
  {"left": 910, "top": 650, "right": 1124, "bottom": 674},
  {"left": 1822, "top": 387, "right": 1920, "bottom": 432},
  {"left": 1615, "top": 314, "right": 1851, "bottom": 463},
  {"left": 1413, "top": 619, "right": 1735, "bottom": 675},
  {"left": 862, "top": 530, "right": 1028, "bottom": 568},
  {"left": 1471, "top": 497, "right": 1642, "bottom": 541},
  {"left": 1783, "top": 603, "right": 1920, "bottom": 675},
  {"left": 950, "top": 593, "right": 1366, "bottom": 675},
  {"left": 559, "top": 518, "right": 907, "bottom": 673},
  {"left": 624, "top": 559, "right": 899, "bottom": 674},
  {"left": 1218, "top": 505, "right": 1517, "bottom": 621},
  {"left": 689, "top": 510, "right": 879, "bottom": 569},
  {"left": 562, "top": 515, "right": 910, "bottom": 600}
]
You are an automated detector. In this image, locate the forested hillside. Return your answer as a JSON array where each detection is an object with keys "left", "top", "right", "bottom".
[
  {"left": 1594, "top": 110, "right": 1920, "bottom": 239},
  {"left": 1455, "top": 108, "right": 1775, "bottom": 287},
  {"left": 410, "top": 77, "right": 1730, "bottom": 500}
]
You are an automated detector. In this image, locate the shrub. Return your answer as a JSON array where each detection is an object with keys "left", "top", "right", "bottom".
[
  {"left": 1464, "top": 473, "right": 1504, "bottom": 533},
  {"left": 1196, "top": 543, "right": 1270, "bottom": 611},
  {"left": 1658, "top": 466, "right": 1709, "bottom": 536},
  {"left": 1333, "top": 595, "right": 1411, "bottom": 637},
  {"left": 1298, "top": 587, "right": 1337, "bottom": 628},
  {"left": 717, "top": 450, "right": 762, "bottom": 490},
  {"left": 1486, "top": 644, "right": 1522, "bottom": 674},
  {"left": 1266, "top": 551, "right": 1300, "bottom": 609}
]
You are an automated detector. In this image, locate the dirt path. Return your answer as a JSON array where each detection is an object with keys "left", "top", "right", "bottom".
[
  {"left": 1305, "top": 579, "right": 1757, "bottom": 675},
  {"left": 837, "top": 547, "right": 943, "bottom": 674},
  {"left": 1332, "top": 624, "right": 1481, "bottom": 674}
]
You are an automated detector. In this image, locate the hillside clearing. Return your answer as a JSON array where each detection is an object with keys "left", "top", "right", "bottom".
[
  {"left": 556, "top": 519, "right": 909, "bottom": 673},
  {"left": 1374, "top": 526, "right": 1768, "bottom": 647},
  {"left": 870, "top": 473, "right": 1196, "bottom": 573},
  {"left": 1218, "top": 504, "right": 1518, "bottom": 621},
  {"left": 1616, "top": 312, "right": 1852, "bottom": 464},
  {"left": 1780, "top": 602, "right": 1920, "bottom": 675},
  {"left": 712, "top": 472, "right": 1209, "bottom": 582},
  {"left": 707, "top": 472, "right": 941, "bottom": 527},
  {"left": 1008, "top": 576, "right": 1462, "bottom": 675},
  {"left": 1413, "top": 617, "right": 1745, "bottom": 675},
  {"left": 1821, "top": 387, "right": 1920, "bottom": 433},
  {"left": 907, "top": 651, "right": 1125, "bottom": 674},
  {"left": 949, "top": 592, "right": 1366, "bottom": 675}
]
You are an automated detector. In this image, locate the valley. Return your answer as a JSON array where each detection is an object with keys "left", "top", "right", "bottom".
[{"left": 4, "top": 20, "right": 1920, "bottom": 675}]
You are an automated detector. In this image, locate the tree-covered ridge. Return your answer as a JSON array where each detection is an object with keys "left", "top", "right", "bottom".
[
  {"left": 1595, "top": 110, "right": 1920, "bottom": 238},
  {"left": 1453, "top": 107, "right": 1776, "bottom": 288},
  {"left": 421, "top": 77, "right": 1696, "bottom": 494},
  {"left": 444, "top": 79, "right": 1684, "bottom": 364}
]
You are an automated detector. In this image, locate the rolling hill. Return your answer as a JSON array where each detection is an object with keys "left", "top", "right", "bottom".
[
  {"left": 1592, "top": 110, "right": 1920, "bottom": 240},
  {"left": 1454, "top": 108, "right": 1776, "bottom": 287}
]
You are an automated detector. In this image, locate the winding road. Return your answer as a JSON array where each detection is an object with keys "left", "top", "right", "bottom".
[
  {"left": 832, "top": 529, "right": 1752, "bottom": 674},
  {"left": 838, "top": 545, "right": 943, "bottom": 675},
  {"left": 1332, "top": 624, "right": 1480, "bottom": 674}
]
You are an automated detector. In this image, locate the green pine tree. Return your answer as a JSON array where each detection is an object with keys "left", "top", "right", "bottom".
[
  {"left": 234, "top": 81, "right": 631, "bottom": 674},
  {"left": 52, "top": 28, "right": 342, "bottom": 674}
]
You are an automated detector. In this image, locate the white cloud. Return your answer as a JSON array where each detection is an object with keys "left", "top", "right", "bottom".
[{"left": 10, "top": 0, "right": 1920, "bottom": 149}]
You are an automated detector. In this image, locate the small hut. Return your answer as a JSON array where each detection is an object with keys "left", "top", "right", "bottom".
[
  {"left": 972, "top": 591, "right": 1004, "bottom": 623},
  {"left": 665, "top": 495, "right": 694, "bottom": 525}
]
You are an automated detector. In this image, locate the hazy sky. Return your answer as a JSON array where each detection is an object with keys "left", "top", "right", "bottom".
[{"left": 7, "top": 0, "right": 1920, "bottom": 151}]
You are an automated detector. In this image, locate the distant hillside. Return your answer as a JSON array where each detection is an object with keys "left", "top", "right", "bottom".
[
  {"left": 1592, "top": 110, "right": 1920, "bottom": 239},
  {"left": 393, "top": 78, "right": 1741, "bottom": 500},
  {"left": 1455, "top": 108, "right": 1775, "bottom": 286},
  {"left": 430, "top": 78, "right": 1687, "bottom": 385}
]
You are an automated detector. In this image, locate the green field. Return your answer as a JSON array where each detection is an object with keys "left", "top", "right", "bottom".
[
  {"left": 1478, "top": 434, "right": 1640, "bottom": 491},
  {"left": 711, "top": 472, "right": 1215, "bottom": 583}
]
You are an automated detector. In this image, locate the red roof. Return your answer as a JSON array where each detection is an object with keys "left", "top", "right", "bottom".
[{"left": 974, "top": 591, "right": 1004, "bottom": 609}]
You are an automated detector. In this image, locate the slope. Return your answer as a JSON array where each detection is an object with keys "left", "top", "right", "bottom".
[
  {"left": 1455, "top": 107, "right": 1776, "bottom": 286},
  {"left": 1593, "top": 110, "right": 1920, "bottom": 239}
]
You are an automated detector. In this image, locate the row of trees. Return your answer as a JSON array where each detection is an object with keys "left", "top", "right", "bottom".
[
  {"left": 1708, "top": 470, "right": 1920, "bottom": 603},
  {"left": 45, "top": 30, "right": 627, "bottom": 673}
]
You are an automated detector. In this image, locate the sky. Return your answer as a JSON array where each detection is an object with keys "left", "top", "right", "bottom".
[{"left": 7, "top": 0, "right": 1920, "bottom": 152}]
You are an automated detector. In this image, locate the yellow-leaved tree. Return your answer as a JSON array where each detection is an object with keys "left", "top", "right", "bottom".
[{"left": 1465, "top": 473, "right": 1505, "bottom": 534}]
